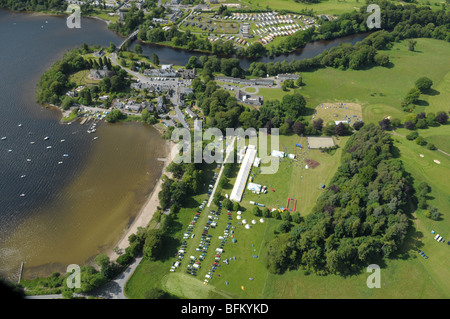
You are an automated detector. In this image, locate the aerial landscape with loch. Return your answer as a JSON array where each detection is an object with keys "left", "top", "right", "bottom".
[{"left": 0, "top": 0, "right": 449, "bottom": 303}]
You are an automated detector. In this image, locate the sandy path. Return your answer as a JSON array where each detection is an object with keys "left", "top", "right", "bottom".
[{"left": 108, "top": 141, "right": 179, "bottom": 261}]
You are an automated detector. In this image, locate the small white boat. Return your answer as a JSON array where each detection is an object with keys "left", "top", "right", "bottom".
[
  {"left": 8, "top": 149, "right": 12, "bottom": 152},
  {"left": 30, "top": 141, "right": 35, "bottom": 144},
  {"left": 44, "top": 136, "right": 49, "bottom": 140},
  {"left": 27, "top": 159, "right": 31, "bottom": 162},
  {"left": 18, "top": 124, "right": 23, "bottom": 127},
  {"left": 46, "top": 146, "right": 52, "bottom": 149},
  {"left": 20, "top": 193, "right": 25, "bottom": 197},
  {"left": 1, "top": 137, "right": 6, "bottom": 140},
  {"left": 93, "top": 137, "right": 98, "bottom": 140},
  {"left": 20, "top": 175, "right": 26, "bottom": 178},
  {"left": 63, "top": 154, "right": 69, "bottom": 157},
  {"left": 58, "top": 161, "right": 63, "bottom": 165},
  {"left": 60, "top": 139, "right": 65, "bottom": 142}
]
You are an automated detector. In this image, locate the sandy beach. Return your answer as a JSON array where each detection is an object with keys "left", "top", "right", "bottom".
[{"left": 108, "top": 140, "right": 179, "bottom": 261}]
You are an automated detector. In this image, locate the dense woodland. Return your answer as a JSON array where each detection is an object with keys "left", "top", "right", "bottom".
[{"left": 266, "top": 124, "right": 411, "bottom": 275}]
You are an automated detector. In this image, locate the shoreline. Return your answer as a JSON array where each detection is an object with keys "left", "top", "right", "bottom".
[{"left": 107, "top": 140, "right": 179, "bottom": 261}]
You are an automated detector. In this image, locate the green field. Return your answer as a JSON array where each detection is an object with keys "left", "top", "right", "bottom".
[
  {"left": 259, "top": 38, "right": 450, "bottom": 126},
  {"left": 235, "top": 0, "right": 362, "bottom": 15},
  {"left": 395, "top": 125, "right": 450, "bottom": 154},
  {"left": 125, "top": 38, "right": 450, "bottom": 299}
]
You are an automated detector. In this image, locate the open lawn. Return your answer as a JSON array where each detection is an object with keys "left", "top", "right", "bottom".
[
  {"left": 238, "top": 0, "right": 362, "bottom": 15},
  {"left": 395, "top": 125, "right": 450, "bottom": 155},
  {"left": 257, "top": 38, "right": 450, "bottom": 126},
  {"left": 390, "top": 134, "right": 450, "bottom": 297},
  {"left": 68, "top": 70, "right": 100, "bottom": 86}
]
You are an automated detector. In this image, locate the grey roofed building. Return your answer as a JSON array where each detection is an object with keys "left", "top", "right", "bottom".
[
  {"left": 144, "top": 68, "right": 179, "bottom": 77},
  {"left": 179, "top": 86, "right": 194, "bottom": 98},
  {"left": 93, "top": 49, "right": 105, "bottom": 58},
  {"left": 278, "top": 73, "right": 299, "bottom": 80},
  {"left": 177, "top": 68, "right": 196, "bottom": 79},
  {"left": 156, "top": 96, "right": 167, "bottom": 113},
  {"left": 113, "top": 99, "right": 125, "bottom": 109},
  {"left": 185, "top": 107, "right": 197, "bottom": 118},
  {"left": 126, "top": 103, "right": 143, "bottom": 113},
  {"left": 89, "top": 65, "right": 111, "bottom": 80}
]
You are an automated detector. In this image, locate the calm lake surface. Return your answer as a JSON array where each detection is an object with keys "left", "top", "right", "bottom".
[
  {"left": 0, "top": 10, "right": 168, "bottom": 280},
  {"left": 0, "top": 9, "right": 367, "bottom": 280}
]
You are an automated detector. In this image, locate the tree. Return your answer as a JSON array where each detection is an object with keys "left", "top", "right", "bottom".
[
  {"left": 278, "top": 220, "right": 292, "bottom": 233},
  {"left": 406, "top": 131, "right": 419, "bottom": 140},
  {"left": 374, "top": 52, "right": 390, "bottom": 66},
  {"left": 279, "top": 122, "right": 291, "bottom": 135},
  {"left": 415, "top": 77, "right": 433, "bottom": 93},
  {"left": 152, "top": 53, "right": 160, "bottom": 66},
  {"left": 292, "top": 122, "right": 305, "bottom": 135},
  {"left": 415, "top": 136, "right": 427, "bottom": 146},
  {"left": 404, "top": 87, "right": 421, "bottom": 105},
  {"left": 378, "top": 118, "right": 391, "bottom": 131},
  {"left": 295, "top": 75, "right": 304, "bottom": 87},
  {"left": 253, "top": 206, "right": 262, "bottom": 217},
  {"left": 313, "top": 118, "right": 323, "bottom": 131},
  {"left": 134, "top": 44, "right": 143, "bottom": 54},
  {"left": 108, "top": 42, "right": 116, "bottom": 53},
  {"left": 404, "top": 121, "right": 415, "bottom": 130},
  {"left": 185, "top": 56, "right": 199, "bottom": 69},
  {"left": 335, "top": 122, "right": 348, "bottom": 136},
  {"left": 353, "top": 121, "right": 364, "bottom": 131},
  {"left": 435, "top": 111, "right": 449, "bottom": 124},
  {"left": 408, "top": 39, "right": 417, "bottom": 51},
  {"left": 222, "top": 198, "right": 233, "bottom": 210},
  {"left": 143, "top": 229, "right": 164, "bottom": 261}
]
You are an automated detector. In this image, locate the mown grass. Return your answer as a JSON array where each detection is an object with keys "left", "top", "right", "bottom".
[{"left": 257, "top": 38, "right": 450, "bottom": 126}]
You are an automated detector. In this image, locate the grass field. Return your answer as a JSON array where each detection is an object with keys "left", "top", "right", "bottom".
[
  {"left": 237, "top": 0, "right": 362, "bottom": 15},
  {"left": 395, "top": 125, "right": 450, "bottom": 154},
  {"left": 125, "top": 38, "right": 450, "bottom": 299},
  {"left": 68, "top": 70, "right": 100, "bottom": 86},
  {"left": 257, "top": 38, "right": 450, "bottom": 126}
]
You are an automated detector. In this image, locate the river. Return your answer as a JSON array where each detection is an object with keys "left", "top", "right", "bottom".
[{"left": 0, "top": 9, "right": 368, "bottom": 280}]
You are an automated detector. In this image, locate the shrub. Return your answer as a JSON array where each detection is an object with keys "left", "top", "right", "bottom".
[
  {"left": 415, "top": 136, "right": 427, "bottom": 146},
  {"left": 116, "top": 252, "right": 134, "bottom": 266},
  {"left": 406, "top": 131, "right": 419, "bottom": 140},
  {"left": 427, "top": 143, "right": 437, "bottom": 150},
  {"left": 415, "top": 77, "right": 433, "bottom": 93}
]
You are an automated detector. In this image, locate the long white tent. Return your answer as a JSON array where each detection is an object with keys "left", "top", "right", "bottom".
[{"left": 230, "top": 145, "right": 257, "bottom": 202}]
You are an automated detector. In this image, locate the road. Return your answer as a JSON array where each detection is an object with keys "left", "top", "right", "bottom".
[{"left": 25, "top": 256, "right": 143, "bottom": 299}]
